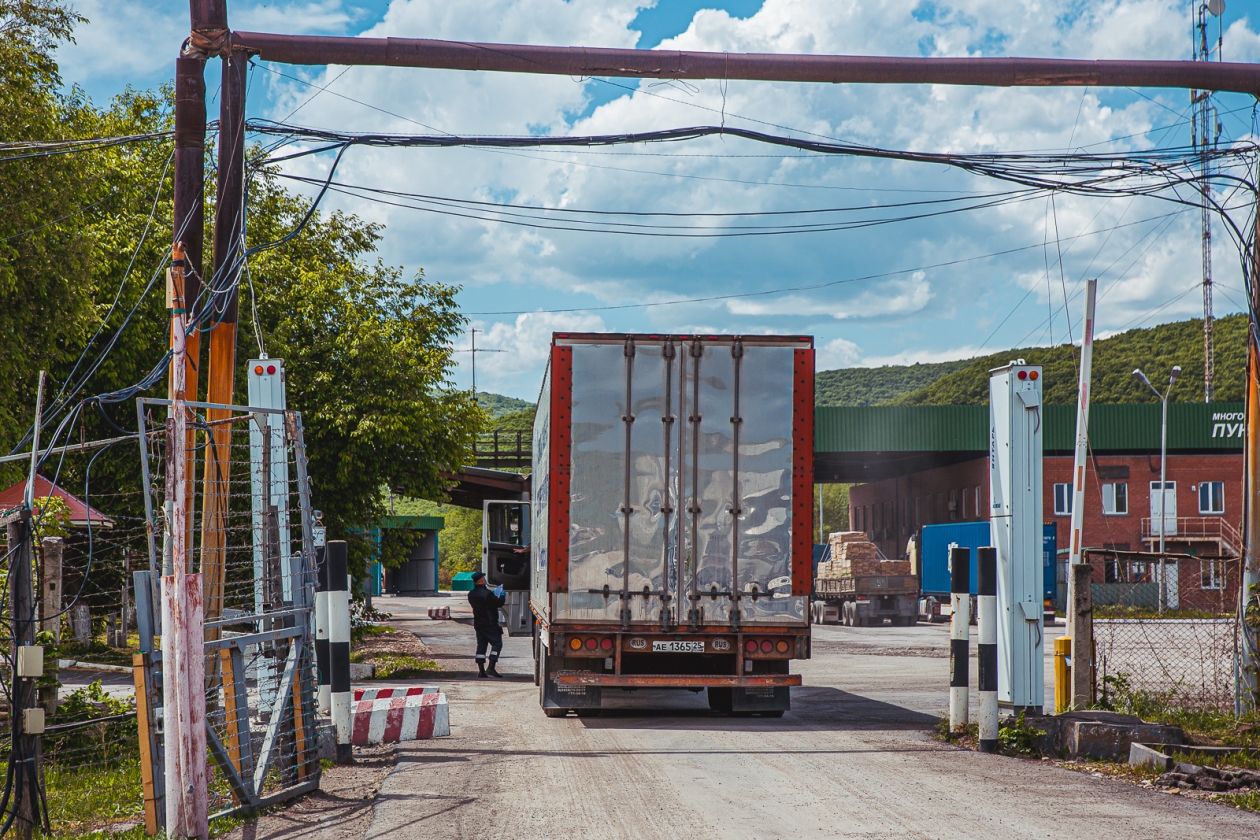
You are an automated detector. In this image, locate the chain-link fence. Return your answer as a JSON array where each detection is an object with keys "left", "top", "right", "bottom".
[
  {"left": 0, "top": 397, "right": 324, "bottom": 835},
  {"left": 1085, "top": 549, "right": 1240, "bottom": 711}
]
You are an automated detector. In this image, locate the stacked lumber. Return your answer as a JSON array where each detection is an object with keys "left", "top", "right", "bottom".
[{"left": 817, "top": 532, "right": 912, "bottom": 579}]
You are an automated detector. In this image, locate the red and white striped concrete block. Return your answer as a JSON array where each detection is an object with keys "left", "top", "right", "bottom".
[
  {"left": 350, "top": 691, "right": 450, "bottom": 745},
  {"left": 352, "top": 685, "right": 440, "bottom": 703},
  {"left": 427, "top": 606, "right": 450, "bottom": 620}
]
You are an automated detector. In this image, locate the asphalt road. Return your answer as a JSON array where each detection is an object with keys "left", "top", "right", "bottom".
[{"left": 358, "top": 593, "right": 1259, "bottom": 840}]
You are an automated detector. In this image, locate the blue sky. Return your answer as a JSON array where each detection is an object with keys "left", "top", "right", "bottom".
[{"left": 57, "top": 1, "right": 1260, "bottom": 400}]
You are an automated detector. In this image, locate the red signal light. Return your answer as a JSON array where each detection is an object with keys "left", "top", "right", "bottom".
[
  {"left": 1017, "top": 370, "right": 1028, "bottom": 380},
  {"left": 267, "top": 364, "right": 276, "bottom": 375}
]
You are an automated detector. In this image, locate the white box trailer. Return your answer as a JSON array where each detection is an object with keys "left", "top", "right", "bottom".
[{"left": 530, "top": 333, "right": 815, "bottom": 717}]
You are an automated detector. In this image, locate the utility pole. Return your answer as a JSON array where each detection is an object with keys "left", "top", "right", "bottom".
[
  {"left": 1242, "top": 194, "right": 1260, "bottom": 714},
  {"left": 471, "top": 328, "right": 477, "bottom": 394},
  {"left": 1066, "top": 279, "right": 1096, "bottom": 709},
  {"left": 1194, "top": 0, "right": 1225, "bottom": 402},
  {"left": 201, "top": 25, "right": 248, "bottom": 637}
]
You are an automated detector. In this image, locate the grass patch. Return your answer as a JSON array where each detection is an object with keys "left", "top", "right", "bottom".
[
  {"left": 372, "top": 653, "right": 441, "bottom": 679},
  {"left": 1217, "top": 789, "right": 1260, "bottom": 812},
  {"left": 44, "top": 760, "right": 143, "bottom": 833},
  {"left": 51, "top": 638, "right": 135, "bottom": 667},
  {"left": 351, "top": 624, "right": 393, "bottom": 645},
  {"left": 1093, "top": 605, "right": 1232, "bottom": 620},
  {"left": 1096, "top": 673, "right": 1260, "bottom": 747}
]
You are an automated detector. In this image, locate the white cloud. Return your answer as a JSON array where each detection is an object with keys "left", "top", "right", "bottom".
[
  {"left": 817, "top": 336, "right": 861, "bottom": 369},
  {"left": 57, "top": 0, "right": 1260, "bottom": 394},
  {"left": 461, "top": 311, "right": 607, "bottom": 397}
]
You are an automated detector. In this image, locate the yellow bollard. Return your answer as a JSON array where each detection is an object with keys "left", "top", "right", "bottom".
[{"left": 1053, "top": 635, "right": 1072, "bottom": 714}]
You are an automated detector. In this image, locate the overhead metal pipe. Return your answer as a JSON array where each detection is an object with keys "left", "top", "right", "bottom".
[{"left": 230, "top": 32, "right": 1260, "bottom": 97}]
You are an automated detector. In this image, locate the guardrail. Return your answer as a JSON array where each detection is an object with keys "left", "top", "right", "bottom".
[{"left": 1139, "top": 516, "right": 1241, "bottom": 556}]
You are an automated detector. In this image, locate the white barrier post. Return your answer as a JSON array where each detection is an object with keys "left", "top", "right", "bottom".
[
  {"left": 949, "top": 545, "right": 970, "bottom": 733},
  {"left": 326, "top": 540, "right": 352, "bottom": 763},
  {"left": 977, "top": 546, "right": 999, "bottom": 752}
]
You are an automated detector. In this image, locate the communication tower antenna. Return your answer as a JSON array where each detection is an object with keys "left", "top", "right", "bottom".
[{"left": 1195, "top": 0, "right": 1224, "bottom": 401}]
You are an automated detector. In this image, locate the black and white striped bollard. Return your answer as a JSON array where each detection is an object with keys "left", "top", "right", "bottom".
[
  {"left": 326, "top": 540, "right": 353, "bottom": 763},
  {"left": 949, "top": 545, "right": 970, "bottom": 733},
  {"left": 977, "top": 546, "right": 999, "bottom": 752},
  {"left": 314, "top": 538, "right": 331, "bottom": 715}
]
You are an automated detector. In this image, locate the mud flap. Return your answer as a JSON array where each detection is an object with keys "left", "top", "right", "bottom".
[
  {"left": 729, "top": 686, "right": 791, "bottom": 712},
  {"left": 539, "top": 646, "right": 602, "bottom": 710}
]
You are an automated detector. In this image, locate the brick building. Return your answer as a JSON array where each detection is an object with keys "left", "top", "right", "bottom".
[{"left": 816, "top": 402, "right": 1243, "bottom": 609}]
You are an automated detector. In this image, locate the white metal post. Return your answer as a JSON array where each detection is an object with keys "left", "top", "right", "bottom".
[
  {"left": 1067, "top": 280, "right": 1096, "bottom": 573},
  {"left": 989, "top": 360, "right": 1045, "bottom": 713}
]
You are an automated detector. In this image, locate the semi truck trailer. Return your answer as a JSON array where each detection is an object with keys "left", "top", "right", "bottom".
[{"left": 530, "top": 333, "right": 815, "bottom": 717}]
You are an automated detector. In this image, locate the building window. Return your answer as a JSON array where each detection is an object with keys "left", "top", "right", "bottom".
[
  {"left": 1102, "top": 482, "right": 1128, "bottom": 516},
  {"left": 975, "top": 485, "right": 983, "bottom": 516},
  {"left": 1199, "top": 481, "right": 1224, "bottom": 515},
  {"left": 949, "top": 489, "right": 958, "bottom": 520},
  {"left": 1129, "top": 561, "right": 1151, "bottom": 583},
  {"left": 961, "top": 488, "right": 968, "bottom": 519},
  {"left": 1053, "top": 483, "right": 1072, "bottom": 516},
  {"left": 1201, "top": 559, "right": 1224, "bottom": 590}
]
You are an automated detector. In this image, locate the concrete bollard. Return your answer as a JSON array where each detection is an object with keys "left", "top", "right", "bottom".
[
  {"left": 949, "top": 545, "right": 970, "bottom": 733},
  {"left": 326, "top": 540, "right": 353, "bottom": 763},
  {"left": 977, "top": 546, "right": 998, "bottom": 753}
]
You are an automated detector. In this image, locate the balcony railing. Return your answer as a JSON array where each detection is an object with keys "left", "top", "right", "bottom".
[
  {"left": 1139, "top": 516, "right": 1241, "bottom": 556},
  {"left": 473, "top": 431, "right": 531, "bottom": 469}
]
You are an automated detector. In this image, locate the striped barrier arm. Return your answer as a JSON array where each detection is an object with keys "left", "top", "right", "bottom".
[{"left": 977, "top": 546, "right": 999, "bottom": 753}]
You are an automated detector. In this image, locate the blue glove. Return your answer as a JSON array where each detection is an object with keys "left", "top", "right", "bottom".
[{"left": 493, "top": 584, "right": 505, "bottom": 598}]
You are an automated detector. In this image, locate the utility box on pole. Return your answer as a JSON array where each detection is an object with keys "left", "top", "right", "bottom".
[{"left": 989, "top": 360, "right": 1045, "bottom": 713}]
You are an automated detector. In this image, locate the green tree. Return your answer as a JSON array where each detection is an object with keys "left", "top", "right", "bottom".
[{"left": 0, "top": 1, "right": 94, "bottom": 453}]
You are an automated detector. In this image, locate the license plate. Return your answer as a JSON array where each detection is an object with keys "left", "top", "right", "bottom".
[{"left": 652, "top": 640, "right": 704, "bottom": 653}]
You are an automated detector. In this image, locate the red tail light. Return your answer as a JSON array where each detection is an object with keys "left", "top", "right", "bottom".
[
  {"left": 760, "top": 640, "right": 773, "bottom": 653},
  {"left": 585, "top": 638, "right": 598, "bottom": 650},
  {"left": 745, "top": 640, "right": 757, "bottom": 653},
  {"left": 600, "top": 638, "right": 613, "bottom": 651}
]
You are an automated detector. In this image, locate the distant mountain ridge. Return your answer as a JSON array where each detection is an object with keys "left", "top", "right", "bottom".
[
  {"left": 815, "top": 360, "right": 968, "bottom": 406},
  {"left": 815, "top": 315, "right": 1245, "bottom": 407},
  {"left": 476, "top": 392, "right": 534, "bottom": 418}
]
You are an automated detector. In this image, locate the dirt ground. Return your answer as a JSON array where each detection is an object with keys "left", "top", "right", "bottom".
[{"left": 222, "top": 746, "right": 396, "bottom": 840}]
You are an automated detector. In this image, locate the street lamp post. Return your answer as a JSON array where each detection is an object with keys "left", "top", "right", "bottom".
[{"left": 1133, "top": 365, "right": 1182, "bottom": 612}]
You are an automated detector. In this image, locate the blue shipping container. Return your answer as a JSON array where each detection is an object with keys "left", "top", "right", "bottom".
[
  {"left": 920, "top": 522, "right": 990, "bottom": 597},
  {"left": 921, "top": 522, "right": 1058, "bottom": 600}
]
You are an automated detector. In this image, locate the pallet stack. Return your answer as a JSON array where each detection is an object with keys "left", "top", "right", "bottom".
[{"left": 819, "top": 532, "right": 912, "bottom": 578}]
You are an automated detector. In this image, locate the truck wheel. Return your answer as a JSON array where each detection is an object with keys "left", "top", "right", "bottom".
[{"left": 841, "top": 603, "right": 851, "bottom": 627}]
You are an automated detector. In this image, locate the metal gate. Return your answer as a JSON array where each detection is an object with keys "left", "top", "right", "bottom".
[{"left": 133, "top": 397, "right": 321, "bottom": 829}]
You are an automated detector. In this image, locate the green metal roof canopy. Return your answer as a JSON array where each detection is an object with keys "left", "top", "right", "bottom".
[{"left": 815, "top": 402, "right": 1243, "bottom": 483}]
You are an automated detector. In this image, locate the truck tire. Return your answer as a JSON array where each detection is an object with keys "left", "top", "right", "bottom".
[{"left": 841, "top": 602, "right": 852, "bottom": 627}]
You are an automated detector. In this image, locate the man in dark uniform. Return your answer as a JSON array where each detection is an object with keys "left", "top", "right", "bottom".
[{"left": 467, "top": 571, "right": 505, "bottom": 678}]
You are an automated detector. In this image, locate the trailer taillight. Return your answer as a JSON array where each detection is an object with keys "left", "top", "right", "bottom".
[
  {"left": 744, "top": 640, "right": 757, "bottom": 653},
  {"left": 776, "top": 640, "right": 789, "bottom": 654},
  {"left": 760, "top": 640, "right": 773, "bottom": 653},
  {"left": 600, "top": 638, "right": 613, "bottom": 651},
  {"left": 585, "top": 638, "right": 598, "bottom": 650},
  {"left": 569, "top": 637, "right": 582, "bottom": 651}
]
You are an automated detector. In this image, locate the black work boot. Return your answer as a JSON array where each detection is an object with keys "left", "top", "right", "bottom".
[
  {"left": 487, "top": 656, "right": 503, "bottom": 678},
  {"left": 477, "top": 659, "right": 487, "bottom": 678}
]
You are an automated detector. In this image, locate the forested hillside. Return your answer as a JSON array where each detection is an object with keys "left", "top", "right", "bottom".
[
  {"left": 898, "top": 314, "right": 1246, "bottom": 405},
  {"left": 815, "top": 360, "right": 967, "bottom": 406}
]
